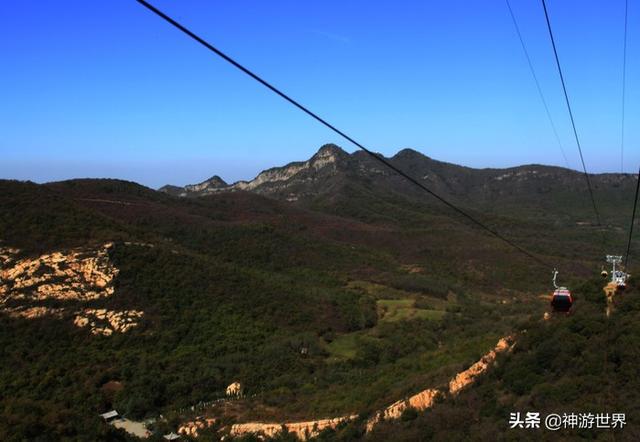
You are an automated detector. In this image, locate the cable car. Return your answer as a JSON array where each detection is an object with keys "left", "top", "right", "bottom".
[
  {"left": 551, "top": 288, "right": 574, "bottom": 312},
  {"left": 605, "top": 255, "right": 628, "bottom": 292},
  {"left": 551, "top": 269, "right": 573, "bottom": 313},
  {"left": 614, "top": 270, "right": 627, "bottom": 291}
]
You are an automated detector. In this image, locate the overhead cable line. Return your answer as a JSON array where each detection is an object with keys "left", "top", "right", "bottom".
[
  {"left": 136, "top": 0, "right": 554, "bottom": 270},
  {"left": 505, "top": 0, "right": 571, "bottom": 169},
  {"left": 540, "top": 0, "right": 605, "bottom": 237},
  {"left": 621, "top": 0, "right": 629, "bottom": 172},
  {"left": 624, "top": 166, "right": 640, "bottom": 269}
]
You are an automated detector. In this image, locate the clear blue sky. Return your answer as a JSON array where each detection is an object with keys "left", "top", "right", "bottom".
[{"left": 1, "top": 0, "right": 637, "bottom": 188}]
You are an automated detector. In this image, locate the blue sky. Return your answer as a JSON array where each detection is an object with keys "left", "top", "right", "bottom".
[{"left": 1, "top": 0, "right": 637, "bottom": 188}]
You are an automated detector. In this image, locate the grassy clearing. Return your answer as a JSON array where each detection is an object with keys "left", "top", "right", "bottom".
[
  {"left": 323, "top": 281, "right": 453, "bottom": 363},
  {"left": 377, "top": 298, "right": 446, "bottom": 322},
  {"left": 325, "top": 332, "right": 362, "bottom": 360},
  {"left": 348, "top": 280, "right": 450, "bottom": 306},
  {"left": 325, "top": 296, "right": 448, "bottom": 362}
]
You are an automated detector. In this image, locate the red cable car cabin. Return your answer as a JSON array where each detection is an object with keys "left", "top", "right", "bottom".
[{"left": 551, "top": 288, "right": 573, "bottom": 313}]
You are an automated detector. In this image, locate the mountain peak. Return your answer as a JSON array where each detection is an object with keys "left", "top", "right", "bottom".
[
  {"left": 182, "top": 175, "right": 228, "bottom": 194},
  {"left": 316, "top": 144, "right": 347, "bottom": 156},
  {"left": 394, "top": 148, "right": 429, "bottom": 160},
  {"left": 202, "top": 175, "right": 228, "bottom": 187}
]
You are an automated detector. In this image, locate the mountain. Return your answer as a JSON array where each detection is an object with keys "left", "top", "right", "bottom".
[
  {"left": 159, "top": 175, "right": 229, "bottom": 197},
  {"left": 0, "top": 149, "right": 638, "bottom": 440},
  {"left": 160, "top": 144, "right": 637, "bottom": 228},
  {"left": 160, "top": 144, "right": 351, "bottom": 200}
]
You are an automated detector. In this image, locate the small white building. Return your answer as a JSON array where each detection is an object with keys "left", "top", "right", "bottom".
[{"left": 99, "top": 410, "right": 119, "bottom": 422}]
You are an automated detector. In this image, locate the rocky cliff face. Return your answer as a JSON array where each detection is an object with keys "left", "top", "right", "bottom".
[
  {"left": 0, "top": 242, "right": 118, "bottom": 303},
  {"left": 160, "top": 144, "right": 351, "bottom": 200},
  {"left": 0, "top": 242, "right": 143, "bottom": 336}
]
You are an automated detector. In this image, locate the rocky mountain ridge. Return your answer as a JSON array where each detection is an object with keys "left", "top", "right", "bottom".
[
  {"left": 160, "top": 144, "right": 349, "bottom": 199},
  {"left": 159, "top": 144, "right": 637, "bottom": 220}
]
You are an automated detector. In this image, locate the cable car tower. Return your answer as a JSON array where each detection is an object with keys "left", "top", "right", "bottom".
[{"left": 606, "top": 255, "right": 629, "bottom": 291}]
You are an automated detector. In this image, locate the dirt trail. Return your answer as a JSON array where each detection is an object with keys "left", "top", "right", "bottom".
[{"left": 198, "top": 335, "right": 515, "bottom": 440}]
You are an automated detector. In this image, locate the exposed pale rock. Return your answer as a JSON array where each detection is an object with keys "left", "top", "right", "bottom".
[
  {"left": 0, "top": 246, "right": 20, "bottom": 266},
  {"left": 226, "top": 382, "right": 242, "bottom": 397},
  {"left": 74, "top": 316, "right": 89, "bottom": 327},
  {"left": 365, "top": 389, "right": 440, "bottom": 432},
  {"left": 7, "top": 306, "right": 64, "bottom": 319},
  {"left": 0, "top": 243, "right": 119, "bottom": 303},
  {"left": 448, "top": 336, "right": 514, "bottom": 395},
  {"left": 74, "top": 308, "right": 144, "bottom": 335},
  {"left": 1, "top": 242, "right": 144, "bottom": 337},
  {"left": 92, "top": 327, "right": 113, "bottom": 336},
  {"left": 178, "top": 418, "right": 216, "bottom": 437},
  {"left": 230, "top": 415, "right": 357, "bottom": 441}
]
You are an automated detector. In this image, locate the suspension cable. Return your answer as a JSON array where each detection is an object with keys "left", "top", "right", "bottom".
[
  {"left": 540, "top": 0, "right": 605, "bottom": 239},
  {"left": 624, "top": 166, "right": 640, "bottom": 269},
  {"left": 621, "top": 0, "right": 629, "bottom": 173},
  {"left": 505, "top": 0, "right": 571, "bottom": 169},
  {"left": 136, "top": 0, "right": 555, "bottom": 270}
]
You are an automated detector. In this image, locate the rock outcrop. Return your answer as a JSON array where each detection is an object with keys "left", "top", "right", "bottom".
[
  {"left": 178, "top": 417, "right": 217, "bottom": 437},
  {"left": 0, "top": 243, "right": 118, "bottom": 303},
  {"left": 6, "top": 306, "right": 65, "bottom": 319},
  {"left": 448, "top": 336, "right": 514, "bottom": 395},
  {"left": 226, "top": 381, "right": 242, "bottom": 397},
  {"left": 1, "top": 242, "right": 143, "bottom": 336},
  {"left": 74, "top": 308, "right": 144, "bottom": 336},
  {"left": 230, "top": 415, "right": 358, "bottom": 441},
  {"left": 365, "top": 389, "right": 440, "bottom": 432}
]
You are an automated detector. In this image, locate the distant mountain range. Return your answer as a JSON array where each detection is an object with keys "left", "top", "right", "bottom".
[{"left": 160, "top": 143, "right": 637, "bottom": 227}]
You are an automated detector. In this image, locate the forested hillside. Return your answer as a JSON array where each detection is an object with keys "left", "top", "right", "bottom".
[
  {"left": 362, "top": 279, "right": 640, "bottom": 442},
  {"left": 0, "top": 165, "right": 637, "bottom": 441}
]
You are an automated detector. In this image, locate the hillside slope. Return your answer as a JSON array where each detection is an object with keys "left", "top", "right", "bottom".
[
  {"left": 362, "top": 279, "right": 640, "bottom": 441},
  {"left": 0, "top": 151, "right": 637, "bottom": 440}
]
